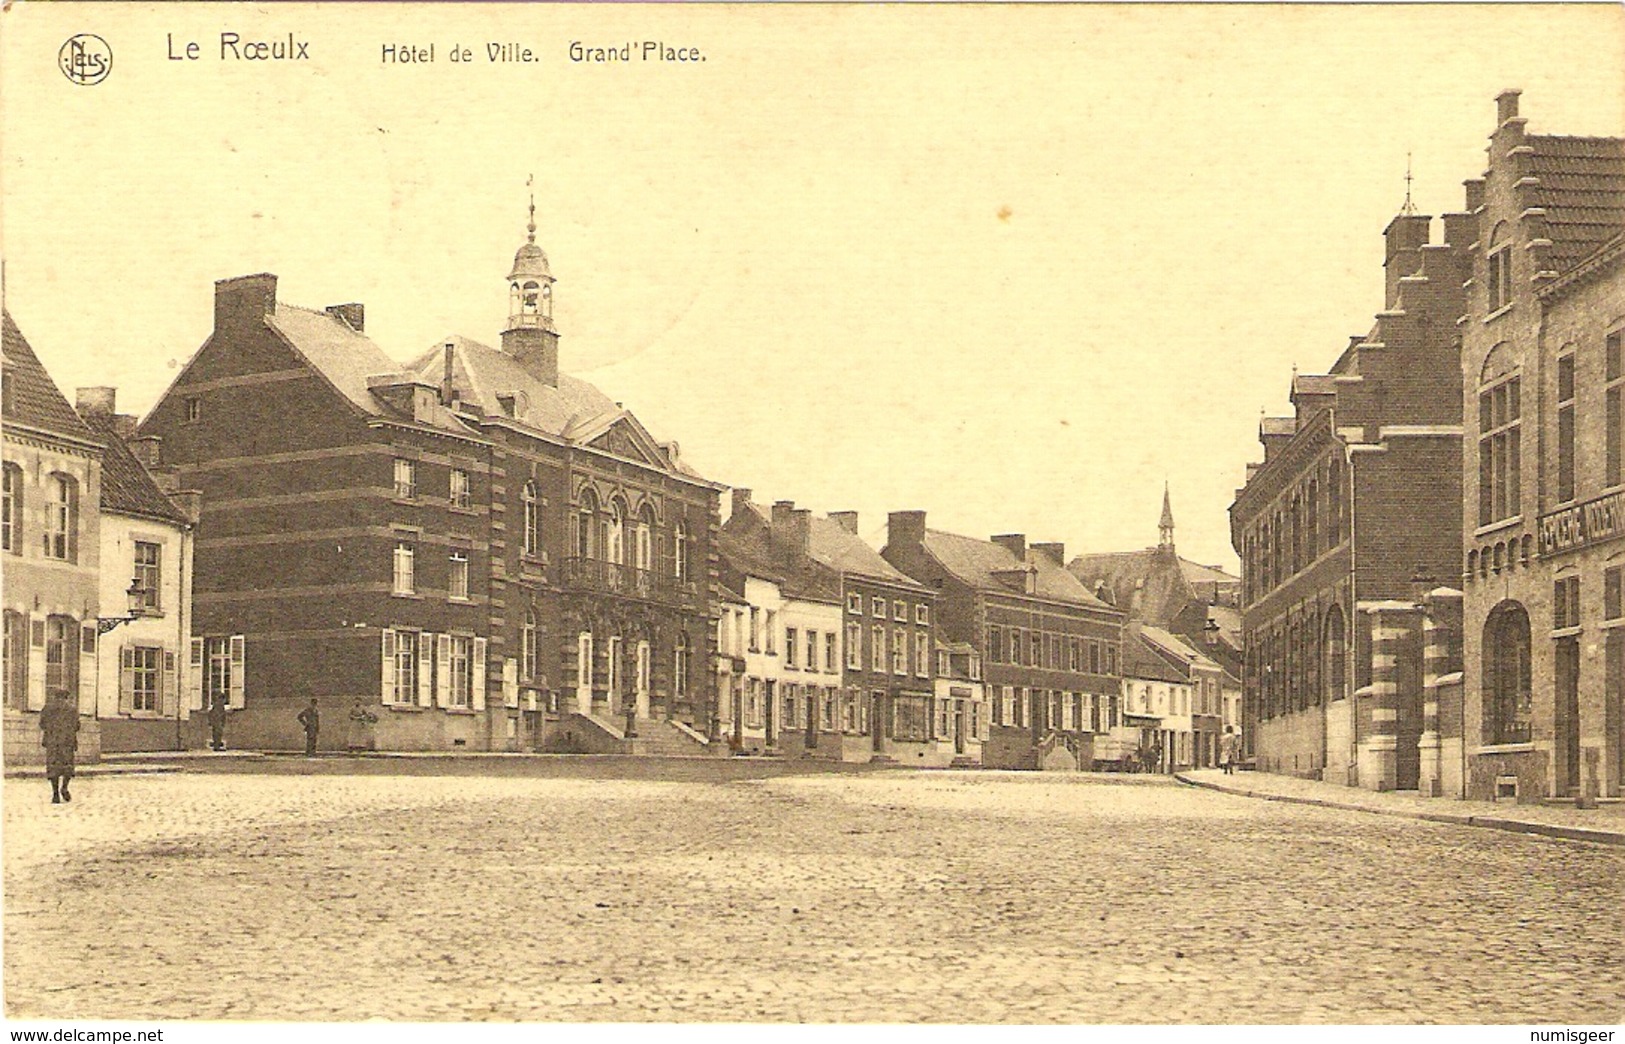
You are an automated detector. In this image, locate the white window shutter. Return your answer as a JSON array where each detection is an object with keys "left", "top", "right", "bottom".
[
  {"left": 228, "top": 634, "right": 246, "bottom": 709},
  {"left": 188, "top": 638, "right": 204, "bottom": 711},
  {"left": 118, "top": 645, "right": 136, "bottom": 715},
  {"left": 162, "top": 649, "right": 180, "bottom": 719},
  {"left": 77, "top": 626, "right": 97, "bottom": 716},
  {"left": 381, "top": 628, "right": 396, "bottom": 704},
  {"left": 26, "top": 616, "right": 45, "bottom": 711},
  {"left": 472, "top": 637, "right": 487, "bottom": 711},
  {"left": 436, "top": 634, "right": 452, "bottom": 707},
  {"left": 502, "top": 657, "right": 519, "bottom": 709},
  {"left": 416, "top": 632, "right": 433, "bottom": 707}
]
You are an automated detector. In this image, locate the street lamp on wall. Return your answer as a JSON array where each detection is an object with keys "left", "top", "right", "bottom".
[{"left": 96, "top": 579, "right": 146, "bottom": 634}]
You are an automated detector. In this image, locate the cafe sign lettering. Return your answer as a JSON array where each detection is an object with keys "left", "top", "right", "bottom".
[{"left": 1539, "top": 489, "right": 1625, "bottom": 555}]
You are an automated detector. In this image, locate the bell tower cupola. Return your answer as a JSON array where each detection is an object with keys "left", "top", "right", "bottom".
[{"left": 502, "top": 180, "right": 560, "bottom": 386}]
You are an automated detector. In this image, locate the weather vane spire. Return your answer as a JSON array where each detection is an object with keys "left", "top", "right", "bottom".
[
  {"left": 1400, "top": 152, "right": 1417, "bottom": 216},
  {"left": 526, "top": 173, "right": 536, "bottom": 243}
]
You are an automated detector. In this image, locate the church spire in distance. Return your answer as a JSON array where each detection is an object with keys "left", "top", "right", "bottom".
[{"left": 1158, "top": 482, "right": 1175, "bottom": 550}]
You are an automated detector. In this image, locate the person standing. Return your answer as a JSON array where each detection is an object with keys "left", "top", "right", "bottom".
[
  {"left": 296, "top": 698, "right": 320, "bottom": 757},
  {"left": 40, "top": 690, "right": 80, "bottom": 804},
  {"left": 346, "top": 698, "right": 378, "bottom": 754},
  {"left": 208, "top": 696, "right": 228, "bottom": 752}
]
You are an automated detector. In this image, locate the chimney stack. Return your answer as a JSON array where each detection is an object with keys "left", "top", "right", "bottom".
[
  {"left": 324, "top": 302, "right": 365, "bottom": 332},
  {"left": 730, "top": 488, "right": 754, "bottom": 521},
  {"left": 130, "top": 435, "right": 163, "bottom": 469},
  {"left": 769, "top": 501, "right": 811, "bottom": 563},
  {"left": 440, "top": 343, "right": 457, "bottom": 404},
  {"left": 828, "top": 511, "right": 859, "bottom": 534},
  {"left": 1496, "top": 88, "right": 1521, "bottom": 125},
  {"left": 887, "top": 510, "right": 926, "bottom": 551},
  {"left": 214, "top": 273, "right": 278, "bottom": 331},
  {"left": 991, "top": 533, "right": 1026, "bottom": 561},
  {"left": 1032, "top": 542, "right": 1066, "bottom": 566}
]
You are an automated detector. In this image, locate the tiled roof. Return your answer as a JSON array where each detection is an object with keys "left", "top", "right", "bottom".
[
  {"left": 1067, "top": 546, "right": 1195, "bottom": 622},
  {"left": 268, "top": 306, "right": 468, "bottom": 434},
  {"left": 719, "top": 521, "right": 843, "bottom": 602},
  {"left": 923, "top": 529, "right": 1110, "bottom": 609},
  {"left": 808, "top": 515, "right": 920, "bottom": 587},
  {"left": 83, "top": 415, "right": 189, "bottom": 525},
  {"left": 405, "top": 334, "right": 619, "bottom": 441},
  {"left": 1526, "top": 134, "right": 1625, "bottom": 274},
  {"left": 1139, "top": 625, "right": 1221, "bottom": 673},
  {"left": 1179, "top": 559, "right": 1239, "bottom": 586},
  {"left": 1, "top": 311, "right": 97, "bottom": 443},
  {"left": 1122, "top": 631, "right": 1187, "bottom": 684}
]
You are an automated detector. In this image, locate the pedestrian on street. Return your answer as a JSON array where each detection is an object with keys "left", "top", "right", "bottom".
[
  {"left": 40, "top": 690, "right": 80, "bottom": 804},
  {"left": 208, "top": 695, "right": 228, "bottom": 751},
  {"left": 1221, "top": 729, "right": 1237, "bottom": 775},
  {"left": 346, "top": 698, "right": 378, "bottom": 754},
  {"left": 297, "top": 698, "right": 320, "bottom": 757}
]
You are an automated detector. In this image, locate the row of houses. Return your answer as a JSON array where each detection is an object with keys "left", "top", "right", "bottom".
[
  {"left": 1231, "top": 90, "right": 1625, "bottom": 804},
  {"left": 2, "top": 204, "right": 1243, "bottom": 769}
]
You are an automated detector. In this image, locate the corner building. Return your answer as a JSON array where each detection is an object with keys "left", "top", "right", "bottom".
[
  {"left": 140, "top": 215, "right": 720, "bottom": 753},
  {"left": 1231, "top": 194, "right": 1469, "bottom": 790},
  {"left": 1459, "top": 91, "right": 1625, "bottom": 801}
]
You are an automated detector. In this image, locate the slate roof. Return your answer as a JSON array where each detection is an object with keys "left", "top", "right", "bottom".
[
  {"left": 1525, "top": 134, "right": 1625, "bottom": 275},
  {"left": 1139, "top": 625, "right": 1221, "bottom": 674},
  {"left": 1, "top": 310, "right": 97, "bottom": 443},
  {"left": 267, "top": 305, "right": 468, "bottom": 434},
  {"left": 82, "top": 414, "right": 189, "bottom": 525},
  {"left": 718, "top": 518, "right": 847, "bottom": 602},
  {"left": 923, "top": 529, "right": 1111, "bottom": 609},
  {"left": 1180, "top": 559, "right": 1240, "bottom": 586},
  {"left": 1067, "top": 547, "right": 1196, "bottom": 623}
]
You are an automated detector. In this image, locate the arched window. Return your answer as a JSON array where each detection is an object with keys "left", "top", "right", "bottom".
[
  {"left": 1324, "top": 606, "right": 1346, "bottom": 703},
  {"left": 540, "top": 283, "right": 553, "bottom": 318},
  {"left": 1290, "top": 495, "right": 1303, "bottom": 576},
  {"left": 1484, "top": 602, "right": 1532, "bottom": 744},
  {"left": 576, "top": 489, "right": 598, "bottom": 559},
  {"left": 1487, "top": 222, "right": 1513, "bottom": 313},
  {"left": 673, "top": 520, "right": 689, "bottom": 582},
  {"left": 43, "top": 474, "right": 76, "bottom": 561},
  {"left": 1305, "top": 479, "right": 1319, "bottom": 561},
  {"left": 521, "top": 607, "right": 541, "bottom": 682},
  {"left": 1479, "top": 341, "right": 1522, "bottom": 526},
  {"left": 521, "top": 481, "right": 541, "bottom": 557},
  {"left": 1, "top": 462, "right": 20, "bottom": 554},
  {"left": 635, "top": 504, "right": 654, "bottom": 571},
  {"left": 605, "top": 500, "right": 626, "bottom": 566},
  {"left": 521, "top": 280, "right": 540, "bottom": 314},
  {"left": 1327, "top": 455, "right": 1344, "bottom": 548}
]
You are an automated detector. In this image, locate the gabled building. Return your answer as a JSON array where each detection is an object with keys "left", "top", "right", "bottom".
[
  {"left": 1457, "top": 90, "right": 1625, "bottom": 802},
  {"left": 1115, "top": 629, "right": 1194, "bottom": 773},
  {"left": 140, "top": 210, "right": 721, "bottom": 753},
  {"left": 1230, "top": 181, "right": 1470, "bottom": 790},
  {"left": 2, "top": 311, "right": 104, "bottom": 764},
  {"left": 723, "top": 495, "right": 938, "bottom": 763},
  {"left": 882, "top": 511, "right": 1123, "bottom": 770},
  {"left": 74, "top": 388, "right": 199, "bottom": 753},
  {"left": 1138, "top": 624, "right": 1226, "bottom": 769}
]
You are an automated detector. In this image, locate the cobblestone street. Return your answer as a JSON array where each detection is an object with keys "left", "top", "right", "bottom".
[{"left": 5, "top": 764, "right": 1622, "bottom": 1023}]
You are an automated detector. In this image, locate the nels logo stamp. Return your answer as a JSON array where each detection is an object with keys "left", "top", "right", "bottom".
[{"left": 59, "top": 34, "right": 112, "bottom": 85}]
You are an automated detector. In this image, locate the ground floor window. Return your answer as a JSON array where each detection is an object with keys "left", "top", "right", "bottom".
[
  {"left": 894, "top": 694, "right": 931, "bottom": 742},
  {"left": 3, "top": 610, "right": 24, "bottom": 711},
  {"left": 125, "top": 645, "right": 161, "bottom": 713},
  {"left": 447, "top": 635, "right": 472, "bottom": 708},
  {"left": 1484, "top": 602, "right": 1532, "bottom": 745}
]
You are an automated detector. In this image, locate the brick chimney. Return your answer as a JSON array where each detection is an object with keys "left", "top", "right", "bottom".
[
  {"left": 75, "top": 386, "right": 116, "bottom": 421},
  {"left": 828, "top": 511, "right": 859, "bottom": 534},
  {"left": 730, "top": 488, "right": 753, "bottom": 522},
  {"left": 214, "top": 273, "right": 277, "bottom": 331},
  {"left": 769, "top": 501, "right": 811, "bottom": 564},
  {"left": 440, "top": 343, "right": 457, "bottom": 405},
  {"left": 129, "top": 436, "right": 163, "bottom": 468},
  {"left": 1031, "top": 542, "right": 1066, "bottom": 566},
  {"left": 887, "top": 510, "right": 926, "bottom": 550},
  {"left": 991, "top": 534, "right": 1026, "bottom": 561},
  {"left": 324, "top": 302, "right": 365, "bottom": 332},
  {"left": 1496, "top": 88, "right": 1521, "bottom": 126}
]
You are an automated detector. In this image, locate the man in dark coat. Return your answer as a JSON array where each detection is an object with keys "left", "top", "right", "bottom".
[
  {"left": 208, "top": 696, "right": 228, "bottom": 751},
  {"left": 40, "top": 690, "right": 80, "bottom": 804},
  {"left": 296, "top": 698, "right": 320, "bottom": 757}
]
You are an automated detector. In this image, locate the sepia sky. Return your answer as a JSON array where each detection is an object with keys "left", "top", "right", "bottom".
[{"left": 3, "top": 3, "right": 1622, "bottom": 572}]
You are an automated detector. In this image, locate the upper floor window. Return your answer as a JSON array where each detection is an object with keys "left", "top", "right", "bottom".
[
  {"left": 1479, "top": 370, "right": 1522, "bottom": 526},
  {"left": 805, "top": 630, "right": 817, "bottom": 673},
  {"left": 576, "top": 490, "right": 597, "bottom": 559},
  {"left": 1557, "top": 351, "right": 1577, "bottom": 504},
  {"left": 635, "top": 506, "right": 654, "bottom": 572},
  {"left": 521, "top": 608, "right": 541, "bottom": 681},
  {"left": 521, "top": 481, "right": 541, "bottom": 556},
  {"left": 673, "top": 520, "right": 689, "bottom": 582},
  {"left": 1605, "top": 564, "right": 1623, "bottom": 622},
  {"left": 845, "top": 622, "right": 861, "bottom": 669},
  {"left": 449, "top": 549, "right": 470, "bottom": 601},
  {"left": 871, "top": 597, "right": 885, "bottom": 619},
  {"left": 133, "top": 541, "right": 162, "bottom": 612},
  {"left": 824, "top": 631, "right": 836, "bottom": 672},
  {"left": 871, "top": 625, "right": 885, "bottom": 671},
  {"left": 450, "top": 469, "right": 472, "bottom": 510},
  {"left": 43, "top": 474, "right": 75, "bottom": 561},
  {"left": 914, "top": 634, "right": 929, "bottom": 677},
  {"left": 847, "top": 592, "right": 862, "bottom": 614},
  {"left": 785, "top": 627, "right": 799, "bottom": 668},
  {"left": 1487, "top": 224, "right": 1513, "bottom": 313},
  {"left": 1554, "top": 575, "right": 1580, "bottom": 630},
  {"left": 393, "top": 538, "right": 416, "bottom": 595},
  {"left": 893, "top": 600, "right": 907, "bottom": 622},
  {"left": 606, "top": 501, "right": 626, "bottom": 566},
  {"left": 184, "top": 397, "right": 201, "bottom": 423},
  {"left": 1, "top": 462, "right": 19, "bottom": 554},
  {"left": 891, "top": 627, "right": 907, "bottom": 675},
  {"left": 393, "top": 458, "right": 417, "bottom": 500},
  {"left": 915, "top": 605, "right": 929, "bottom": 626}
]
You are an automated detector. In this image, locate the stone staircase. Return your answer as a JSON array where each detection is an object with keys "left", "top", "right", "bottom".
[{"left": 625, "top": 717, "right": 718, "bottom": 757}]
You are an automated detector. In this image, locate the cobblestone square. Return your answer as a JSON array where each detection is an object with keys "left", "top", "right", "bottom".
[{"left": 5, "top": 763, "right": 1622, "bottom": 1023}]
